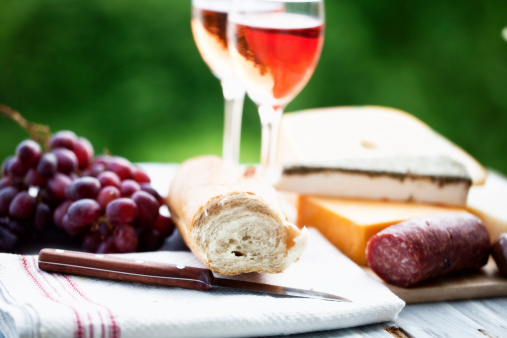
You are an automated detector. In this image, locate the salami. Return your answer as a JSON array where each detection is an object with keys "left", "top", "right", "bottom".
[
  {"left": 366, "top": 212, "right": 490, "bottom": 287},
  {"left": 492, "top": 233, "right": 507, "bottom": 276}
]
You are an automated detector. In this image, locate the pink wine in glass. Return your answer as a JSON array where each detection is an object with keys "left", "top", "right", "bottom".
[
  {"left": 191, "top": 0, "right": 246, "bottom": 165},
  {"left": 229, "top": 12, "right": 324, "bottom": 107},
  {"left": 192, "top": 0, "right": 235, "bottom": 80}
]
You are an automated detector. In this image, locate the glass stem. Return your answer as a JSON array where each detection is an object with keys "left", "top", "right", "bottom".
[
  {"left": 221, "top": 79, "right": 245, "bottom": 165},
  {"left": 258, "top": 105, "right": 284, "bottom": 183}
]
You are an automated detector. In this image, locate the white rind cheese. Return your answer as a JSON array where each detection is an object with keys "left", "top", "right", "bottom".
[
  {"left": 275, "top": 157, "right": 472, "bottom": 206},
  {"left": 276, "top": 106, "right": 487, "bottom": 185},
  {"left": 274, "top": 106, "right": 487, "bottom": 205}
]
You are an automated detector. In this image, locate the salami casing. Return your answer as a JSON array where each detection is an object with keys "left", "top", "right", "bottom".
[{"left": 366, "top": 212, "right": 490, "bottom": 287}]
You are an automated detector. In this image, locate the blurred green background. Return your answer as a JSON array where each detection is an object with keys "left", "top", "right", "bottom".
[{"left": 1, "top": 0, "right": 506, "bottom": 174}]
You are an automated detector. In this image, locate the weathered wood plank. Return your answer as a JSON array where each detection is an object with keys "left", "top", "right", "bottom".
[
  {"left": 392, "top": 301, "right": 501, "bottom": 338},
  {"left": 273, "top": 323, "right": 393, "bottom": 337},
  {"left": 444, "top": 298, "right": 507, "bottom": 337}
]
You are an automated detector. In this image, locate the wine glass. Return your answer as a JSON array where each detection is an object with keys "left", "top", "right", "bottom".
[
  {"left": 227, "top": 0, "right": 325, "bottom": 182},
  {"left": 191, "top": 0, "right": 246, "bottom": 164}
]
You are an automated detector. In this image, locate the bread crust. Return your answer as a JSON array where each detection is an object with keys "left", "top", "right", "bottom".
[{"left": 167, "top": 155, "right": 307, "bottom": 275}]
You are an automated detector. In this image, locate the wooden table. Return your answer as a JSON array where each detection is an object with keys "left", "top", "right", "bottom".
[{"left": 281, "top": 297, "right": 507, "bottom": 337}]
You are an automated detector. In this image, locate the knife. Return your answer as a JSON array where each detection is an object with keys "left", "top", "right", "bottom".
[{"left": 38, "top": 248, "right": 351, "bottom": 302}]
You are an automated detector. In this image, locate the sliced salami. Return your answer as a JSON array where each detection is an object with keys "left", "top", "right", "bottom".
[{"left": 366, "top": 212, "right": 490, "bottom": 287}]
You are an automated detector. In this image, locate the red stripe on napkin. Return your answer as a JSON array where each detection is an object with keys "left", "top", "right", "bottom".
[
  {"left": 62, "top": 274, "right": 120, "bottom": 338},
  {"left": 20, "top": 255, "right": 85, "bottom": 338},
  {"left": 40, "top": 260, "right": 99, "bottom": 338},
  {"left": 34, "top": 262, "right": 90, "bottom": 338}
]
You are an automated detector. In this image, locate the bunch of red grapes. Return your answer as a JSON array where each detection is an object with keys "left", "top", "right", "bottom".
[{"left": 0, "top": 131, "right": 174, "bottom": 253}]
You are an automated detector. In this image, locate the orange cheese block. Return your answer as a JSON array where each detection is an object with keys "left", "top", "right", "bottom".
[{"left": 296, "top": 196, "right": 466, "bottom": 265}]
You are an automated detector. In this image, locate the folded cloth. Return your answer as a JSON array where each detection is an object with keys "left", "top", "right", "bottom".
[{"left": 0, "top": 228, "right": 404, "bottom": 338}]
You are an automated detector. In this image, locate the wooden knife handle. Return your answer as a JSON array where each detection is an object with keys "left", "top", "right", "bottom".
[{"left": 38, "top": 248, "right": 213, "bottom": 291}]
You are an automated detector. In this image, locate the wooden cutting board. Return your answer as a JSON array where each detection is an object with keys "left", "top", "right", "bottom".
[
  {"left": 279, "top": 172, "right": 507, "bottom": 304},
  {"left": 360, "top": 172, "right": 507, "bottom": 304},
  {"left": 363, "top": 258, "right": 507, "bottom": 304}
]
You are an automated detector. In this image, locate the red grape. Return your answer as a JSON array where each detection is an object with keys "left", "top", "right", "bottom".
[
  {"left": 49, "top": 130, "right": 77, "bottom": 150},
  {"left": 133, "top": 168, "right": 150, "bottom": 184},
  {"left": 5, "top": 219, "right": 29, "bottom": 239},
  {"left": 72, "top": 137, "right": 94, "bottom": 169},
  {"left": 132, "top": 191, "right": 159, "bottom": 225},
  {"left": 16, "top": 139, "right": 42, "bottom": 167},
  {"left": 0, "top": 227, "right": 18, "bottom": 252},
  {"left": 61, "top": 215, "right": 84, "bottom": 236},
  {"left": 82, "top": 230, "right": 102, "bottom": 253},
  {"left": 67, "top": 199, "right": 101, "bottom": 227},
  {"left": 150, "top": 214, "right": 175, "bottom": 237},
  {"left": 37, "top": 153, "right": 58, "bottom": 177},
  {"left": 106, "top": 198, "right": 137, "bottom": 224},
  {"left": 66, "top": 177, "right": 101, "bottom": 200},
  {"left": 0, "top": 186, "right": 18, "bottom": 217},
  {"left": 33, "top": 203, "right": 52, "bottom": 232},
  {"left": 0, "top": 128, "right": 172, "bottom": 254},
  {"left": 53, "top": 148, "right": 78, "bottom": 174},
  {"left": 138, "top": 228, "right": 164, "bottom": 251},
  {"left": 48, "top": 173, "right": 73, "bottom": 200},
  {"left": 1, "top": 157, "right": 14, "bottom": 177},
  {"left": 119, "top": 179, "right": 141, "bottom": 197},
  {"left": 97, "top": 171, "right": 121, "bottom": 188},
  {"left": 88, "top": 162, "right": 106, "bottom": 177},
  {"left": 0, "top": 177, "right": 12, "bottom": 189},
  {"left": 107, "top": 157, "right": 134, "bottom": 180},
  {"left": 113, "top": 224, "right": 138, "bottom": 253},
  {"left": 8, "top": 158, "right": 29, "bottom": 177},
  {"left": 9, "top": 191, "right": 36, "bottom": 220},
  {"left": 39, "top": 188, "right": 61, "bottom": 208},
  {"left": 26, "top": 168, "right": 48, "bottom": 187},
  {"left": 96, "top": 186, "right": 120, "bottom": 210},
  {"left": 96, "top": 236, "right": 120, "bottom": 254},
  {"left": 53, "top": 200, "right": 73, "bottom": 229},
  {"left": 140, "top": 183, "right": 164, "bottom": 204}
]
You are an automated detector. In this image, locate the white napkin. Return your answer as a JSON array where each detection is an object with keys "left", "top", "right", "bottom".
[
  {"left": 0, "top": 228, "right": 404, "bottom": 338},
  {"left": 0, "top": 163, "right": 405, "bottom": 337}
]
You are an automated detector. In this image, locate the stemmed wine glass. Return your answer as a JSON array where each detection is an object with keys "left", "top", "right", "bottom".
[
  {"left": 227, "top": 0, "right": 325, "bottom": 182},
  {"left": 191, "top": 0, "right": 246, "bottom": 164}
]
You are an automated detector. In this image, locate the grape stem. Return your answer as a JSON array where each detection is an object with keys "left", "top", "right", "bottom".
[
  {"left": 0, "top": 102, "right": 52, "bottom": 151},
  {"left": 93, "top": 215, "right": 114, "bottom": 239}
]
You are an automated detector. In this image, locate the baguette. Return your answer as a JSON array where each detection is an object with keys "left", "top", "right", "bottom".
[{"left": 167, "top": 155, "right": 307, "bottom": 275}]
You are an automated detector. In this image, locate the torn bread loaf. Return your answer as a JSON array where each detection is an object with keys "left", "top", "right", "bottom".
[{"left": 167, "top": 155, "right": 307, "bottom": 275}]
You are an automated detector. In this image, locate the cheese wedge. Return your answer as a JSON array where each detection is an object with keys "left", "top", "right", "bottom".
[
  {"left": 467, "top": 171, "right": 507, "bottom": 243},
  {"left": 277, "top": 156, "right": 472, "bottom": 206},
  {"left": 296, "top": 196, "right": 466, "bottom": 265},
  {"left": 276, "top": 106, "right": 487, "bottom": 203}
]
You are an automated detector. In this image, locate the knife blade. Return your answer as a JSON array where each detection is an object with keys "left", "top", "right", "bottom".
[{"left": 37, "top": 248, "right": 351, "bottom": 302}]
